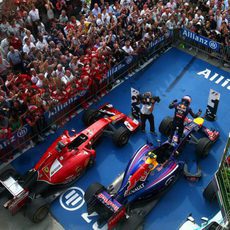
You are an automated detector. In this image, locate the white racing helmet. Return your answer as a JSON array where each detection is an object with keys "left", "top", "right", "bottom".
[{"left": 182, "top": 95, "right": 192, "bottom": 105}]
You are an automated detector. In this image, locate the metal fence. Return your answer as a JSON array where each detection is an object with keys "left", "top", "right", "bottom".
[
  {"left": 173, "top": 28, "right": 230, "bottom": 65},
  {"left": 215, "top": 134, "right": 230, "bottom": 226}
]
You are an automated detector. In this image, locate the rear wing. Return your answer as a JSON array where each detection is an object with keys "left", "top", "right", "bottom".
[
  {"left": 92, "top": 190, "right": 126, "bottom": 230},
  {"left": 0, "top": 176, "right": 29, "bottom": 214}
]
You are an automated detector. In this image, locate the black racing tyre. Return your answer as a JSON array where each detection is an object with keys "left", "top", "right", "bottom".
[
  {"left": 159, "top": 116, "right": 173, "bottom": 136},
  {"left": 117, "top": 214, "right": 144, "bottom": 230},
  {"left": 203, "top": 180, "right": 217, "bottom": 201},
  {"left": 84, "top": 182, "right": 105, "bottom": 203},
  {"left": 82, "top": 109, "right": 98, "bottom": 126},
  {"left": 113, "top": 127, "right": 130, "bottom": 147},
  {"left": 87, "top": 156, "right": 95, "bottom": 168},
  {"left": 196, "top": 137, "right": 212, "bottom": 158},
  {"left": 26, "top": 198, "right": 50, "bottom": 223}
]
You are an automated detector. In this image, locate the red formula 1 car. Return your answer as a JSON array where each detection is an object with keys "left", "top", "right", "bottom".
[{"left": 0, "top": 104, "right": 139, "bottom": 223}]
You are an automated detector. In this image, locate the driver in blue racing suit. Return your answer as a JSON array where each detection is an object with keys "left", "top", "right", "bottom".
[{"left": 169, "top": 95, "right": 202, "bottom": 143}]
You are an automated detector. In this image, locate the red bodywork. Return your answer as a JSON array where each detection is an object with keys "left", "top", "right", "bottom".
[
  {"left": 34, "top": 104, "right": 139, "bottom": 185},
  {"left": 0, "top": 104, "right": 139, "bottom": 215}
]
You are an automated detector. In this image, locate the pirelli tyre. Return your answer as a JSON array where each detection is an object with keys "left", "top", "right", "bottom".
[
  {"left": 113, "top": 127, "right": 130, "bottom": 147},
  {"left": 84, "top": 182, "right": 105, "bottom": 204},
  {"left": 196, "top": 137, "right": 212, "bottom": 158},
  {"left": 159, "top": 116, "right": 173, "bottom": 136},
  {"left": 117, "top": 214, "right": 144, "bottom": 230},
  {"left": 82, "top": 109, "right": 98, "bottom": 126},
  {"left": 26, "top": 197, "right": 50, "bottom": 223},
  {"left": 203, "top": 180, "right": 217, "bottom": 201}
]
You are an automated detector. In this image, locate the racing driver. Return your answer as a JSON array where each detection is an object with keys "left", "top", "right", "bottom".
[{"left": 168, "top": 95, "right": 202, "bottom": 143}]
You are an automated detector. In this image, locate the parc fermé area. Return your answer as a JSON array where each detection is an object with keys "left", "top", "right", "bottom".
[{"left": 9, "top": 48, "right": 230, "bottom": 230}]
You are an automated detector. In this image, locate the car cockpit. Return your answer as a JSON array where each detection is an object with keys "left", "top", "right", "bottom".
[{"left": 68, "top": 133, "right": 88, "bottom": 150}]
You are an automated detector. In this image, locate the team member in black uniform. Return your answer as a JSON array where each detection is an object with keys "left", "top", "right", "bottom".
[
  {"left": 169, "top": 95, "right": 202, "bottom": 142},
  {"left": 140, "top": 92, "right": 160, "bottom": 135}
]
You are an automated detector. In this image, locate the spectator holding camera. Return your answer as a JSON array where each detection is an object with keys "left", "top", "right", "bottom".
[{"left": 140, "top": 92, "right": 160, "bottom": 135}]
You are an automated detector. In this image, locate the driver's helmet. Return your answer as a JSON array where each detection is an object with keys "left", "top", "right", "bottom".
[
  {"left": 148, "top": 151, "right": 157, "bottom": 159},
  {"left": 182, "top": 95, "right": 192, "bottom": 105}
]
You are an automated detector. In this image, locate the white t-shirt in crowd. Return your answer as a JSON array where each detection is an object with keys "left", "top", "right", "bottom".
[
  {"left": 23, "top": 42, "right": 35, "bottom": 54},
  {"left": 122, "top": 45, "right": 134, "bottom": 54},
  {"left": 36, "top": 38, "right": 48, "bottom": 50},
  {"left": 36, "top": 79, "right": 43, "bottom": 88},
  {"left": 29, "top": 9, "right": 40, "bottom": 22}
]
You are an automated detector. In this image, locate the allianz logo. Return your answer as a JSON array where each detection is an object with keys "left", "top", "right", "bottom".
[
  {"left": 17, "top": 126, "right": 28, "bottom": 138},
  {"left": 197, "top": 69, "right": 230, "bottom": 91},
  {"left": 182, "top": 30, "right": 218, "bottom": 50}
]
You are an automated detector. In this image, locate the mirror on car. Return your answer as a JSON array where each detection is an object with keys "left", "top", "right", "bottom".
[
  {"left": 201, "top": 217, "right": 209, "bottom": 223},
  {"left": 187, "top": 216, "right": 195, "bottom": 223}
]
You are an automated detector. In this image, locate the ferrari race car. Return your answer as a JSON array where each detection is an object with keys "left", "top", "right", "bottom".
[
  {"left": 84, "top": 116, "right": 219, "bottom": 230},
  {"left": 0, "top": 103, "right": 139, "bottom": 223}
]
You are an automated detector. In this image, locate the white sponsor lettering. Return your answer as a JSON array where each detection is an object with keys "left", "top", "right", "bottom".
[
  {"left": 182, "top": 30, "right": 218, "bottom": 50},
  {"left": 0, "top": 136, "right": 16, "bottom": 150},
  {"left": 48, "top": 94, "right": 84, "bottom": 119},
  {"left": 81, "top": 212, "right": 107, "bottom": 230},
  {"left": 50, "top": 159, "right": 63, "bottom": 177},
  {"left": 129, "top": 183, "right": 145, "bottom": 195},
  {"left": 197, "top": 69, "right": 230, "bottom": 91}
]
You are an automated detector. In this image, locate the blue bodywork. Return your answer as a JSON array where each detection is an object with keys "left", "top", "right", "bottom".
[{"left": 115, "top": 142, "right": 184, "bottom": 204}]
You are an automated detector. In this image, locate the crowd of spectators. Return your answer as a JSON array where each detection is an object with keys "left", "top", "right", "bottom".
[{"left": 0, "top": 0, "right": 229, "bottom": 145}]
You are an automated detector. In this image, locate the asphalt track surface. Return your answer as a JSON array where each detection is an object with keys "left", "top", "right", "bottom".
[{"left": 7, "top": 47, "right": 230, "bottom": 230}]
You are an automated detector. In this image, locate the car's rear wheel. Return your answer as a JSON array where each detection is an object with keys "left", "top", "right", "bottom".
[
  {"left": 117, "top": 214, "right": 144, "bottom": 230},
  {"left": 203, "top": 180, "right": 217, "bottom": 201},
  {"left": 87, "top": 156, "right": 95, "bottom": 168},
  {"left": 159, "top": 116, "right": 173, "bottom": 136},
  {"left": 26, "top": 197, "right": 50, "bottom": 223},
  {"left": 84, "top": 182, "right": 105, "bottom": 203},
  {"left": 82, "top": 109, "right": 98, "bottom": 126},
  {"left": 196, "top": 137, "right": 212, "bottom": 158},
  {"left": 113, "top": 127, "right": 130, "bottom": 147}
]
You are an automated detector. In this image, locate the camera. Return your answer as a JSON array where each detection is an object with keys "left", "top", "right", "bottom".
[{"left": 140, "top": 92, "right": 160, "bottom": 105}]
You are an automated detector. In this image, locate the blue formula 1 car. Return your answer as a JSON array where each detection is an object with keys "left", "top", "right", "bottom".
[{"left": 84, "top": 116, "right": 219, "bottom": 230}]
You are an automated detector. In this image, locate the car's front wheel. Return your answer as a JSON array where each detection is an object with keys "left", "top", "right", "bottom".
[
  {"left": 113, "top": 127, "right": 130, "bottom": 147},
  {"left": 159, "top": 116, "right": 173, "bottom": 136},
  {"left": 84, "top": 182, "right": 105, "bottom": 204},
  {"left": 82, "top": 109, "right": 98, "bottom": 126},
  {"left": 196, "top": 137, "right": 212, "bottom": 158}
]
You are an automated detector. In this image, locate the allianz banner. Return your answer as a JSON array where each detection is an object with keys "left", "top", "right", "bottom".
[
  {"left": 106, "top": 35, "right": 167, "bottom": 79},
  {"left": 0, "top": 124, "right": 31, "bottom": 161},
  {"left": 181, "top": 28, "right": 220, "bottom": 52},
  {"left": 44, "top": 90, "right": 87, "bottom": 123}
]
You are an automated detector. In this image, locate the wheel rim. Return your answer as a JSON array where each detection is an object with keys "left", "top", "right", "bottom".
[
  {"left": 120, "top": 133, "right": 129, "bottom": 145},
  {"left": 34, "top": 206, "right": 49, "bottom": 222}
]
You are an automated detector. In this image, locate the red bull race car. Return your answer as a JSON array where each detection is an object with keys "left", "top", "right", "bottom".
[
  {"left": 84, "top": 115, "right": 219, "bottom": 230},
  {"left": 0, "top": 104, "right": 139, "bottom": 223}
]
